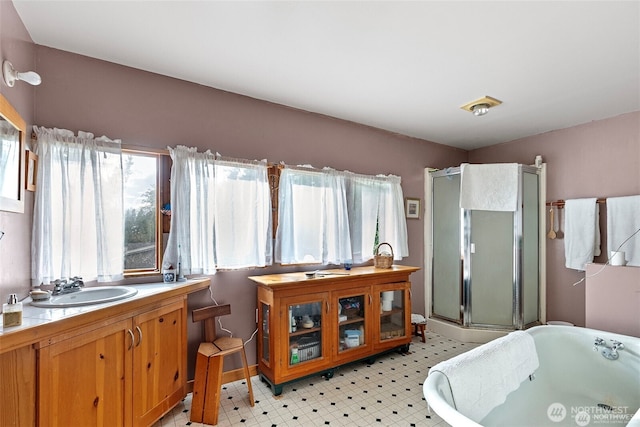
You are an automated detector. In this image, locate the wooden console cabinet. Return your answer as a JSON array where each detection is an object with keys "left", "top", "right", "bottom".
[{"left": 249, "top": 265, "right": 419, "bottom": 395}]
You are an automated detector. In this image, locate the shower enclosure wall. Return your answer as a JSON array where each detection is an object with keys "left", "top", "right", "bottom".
[{"left": 426, "top": 164, "right": 545, "bottom": 340}]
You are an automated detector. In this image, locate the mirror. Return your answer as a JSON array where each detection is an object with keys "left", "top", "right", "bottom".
[{"left": 0, "top": 93, "right": 26, "bottom": 213}]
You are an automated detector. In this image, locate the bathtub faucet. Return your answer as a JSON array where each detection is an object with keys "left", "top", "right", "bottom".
[{"left": 593, "top": 337, "right": 624, "bottom": 360}]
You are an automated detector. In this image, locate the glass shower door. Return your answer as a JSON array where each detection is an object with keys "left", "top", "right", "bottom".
[
  {"left": 431, "top": 172, "right": 462, "bottom": 323},
  {"left": 467, "top": 210, "right": 515, "bottom": 327}
]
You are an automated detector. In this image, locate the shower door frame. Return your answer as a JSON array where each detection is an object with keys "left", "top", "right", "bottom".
[{"left": 426, "top": 164, "right": 546, "bottom": 331}]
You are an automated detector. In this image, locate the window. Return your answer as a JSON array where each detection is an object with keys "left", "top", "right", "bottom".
[
  {"left": 275, "top": 167, "right": 351, "bottom": 265},
  {"left": 160, "top": 159, "right": 407, "bottom": 272},
  {"left": 214, "top": 158, "right": 273, "bottom": 269},
  {"left": 162, "top": 146, "right": 272, "bottom": 275},
  {"left": 123, "top": 151, "right": 161, "bottom": 273},
  {"left": 31, "top": 126, "right": 172, "bottom": 284},
  {"left": 32, "top": 131, "right": 406, "bottom": 284},
  {"left": 275, "top": 167, "right": 409, "bottom": 266}
]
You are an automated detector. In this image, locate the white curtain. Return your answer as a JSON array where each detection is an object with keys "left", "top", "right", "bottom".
[
  {"left": 214, "top": 156, "right": 272, "bottom": 269},
  {"left": 376, "top": 174, "right": 409, "bottom": 259},
  {"left": 275, "top": 167, "right": 408, "bottom": 265},
  {"left": 163, "top": 146, "right": 272, "bottom": 274},
  {"left": 345, "top": 172, "right": 408, "bottom": 262},
  {"left": 32, "top": 127, "right": 124, "bottom": 285},
  {"left": 345, "top": 172, "right": 384, "bottom": 263},
  {"left": 164, "top": 146, "right": 216, "bottom": 275},
  {"left": 275, "top": 166, "right": 352, "bottom": 265},
  {"left": 322, "top": 167, "right": 352, "bottom": 264}
]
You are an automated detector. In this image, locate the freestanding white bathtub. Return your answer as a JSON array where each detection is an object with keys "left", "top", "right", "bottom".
[{"left": 424, "top": 325, "right": 640, "bottom": 426}]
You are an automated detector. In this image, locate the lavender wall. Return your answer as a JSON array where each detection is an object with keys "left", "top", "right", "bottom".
[
  {"left": 0, "top": 0, "right": 36, "bottom": 307},
  {"left": 469, "top": 112, "right": 640, "bottom": 326},
  {"left": 585, "top": 264, "right": 640, "bottom": 337},
  {"left": 3, "top": 1, "right": 638, "bottom": 374},
  {"left": 31, "top": 46, "right": 467, "bottom": 370}
]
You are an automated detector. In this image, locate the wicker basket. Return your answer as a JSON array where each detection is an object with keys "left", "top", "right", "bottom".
[
  {"left": 374, "top": 243, "right": 394, "bottom": 268},
  {"left": 297, "top": 338, "right": 320, "bottom": 362}
]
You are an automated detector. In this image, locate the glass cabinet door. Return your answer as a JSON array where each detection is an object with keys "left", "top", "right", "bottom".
[
  {"left": 260, "top": 302, "right": 270, "bottom": 364},
  {"left": 288, "top": 300, "right": 324, "bottom": 367},
  {"left": 378, "top": 288, "right": 406, "bottom": 342},
  {"left": 336, "top": 293, "right": 367, "bottom": 353}
]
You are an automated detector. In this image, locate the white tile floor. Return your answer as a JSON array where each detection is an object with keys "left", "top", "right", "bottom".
[{"left": 153, "top": 331, "right": 477, "bottom": 427}]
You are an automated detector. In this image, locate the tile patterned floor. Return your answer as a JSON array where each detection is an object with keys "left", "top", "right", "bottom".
[{"left": 153, "top": 332, "right": 477, "bottom": 427}]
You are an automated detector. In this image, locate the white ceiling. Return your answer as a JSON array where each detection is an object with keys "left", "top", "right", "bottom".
[{"left": 11, "top": 1, "right": 640, "bottom": 150}]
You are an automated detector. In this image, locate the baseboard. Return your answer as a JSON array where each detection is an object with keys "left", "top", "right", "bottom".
[{"left": 186, "top": 364, "right": 259, "bottom": 394}]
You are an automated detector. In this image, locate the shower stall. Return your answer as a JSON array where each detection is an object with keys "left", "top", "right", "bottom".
[{"left": 426, "top": 164, "right": 545, "bottom": 340}]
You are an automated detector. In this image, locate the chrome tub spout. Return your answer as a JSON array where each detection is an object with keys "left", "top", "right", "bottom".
[{"left": 593, "top": 337, "right": 624, "bottom": 360}]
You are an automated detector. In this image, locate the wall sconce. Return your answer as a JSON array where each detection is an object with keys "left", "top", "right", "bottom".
[
  {"left": 460, "top": 96, "right": 502, "bottom": 116},
  {"left": 2, "top": 60, "right": 42, "bottom": 87}
]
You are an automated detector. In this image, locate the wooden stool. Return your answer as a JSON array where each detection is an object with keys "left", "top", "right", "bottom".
[
  {"left": 190, "top": 304, "right": 254, "bottom": 425},
  {"left": 412, "top": 321, "right": 426, "bottom": 343}
]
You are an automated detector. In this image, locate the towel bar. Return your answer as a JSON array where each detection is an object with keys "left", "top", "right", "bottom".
[{"left": 546, "top": 198, "right": 606, "bottom": 209}]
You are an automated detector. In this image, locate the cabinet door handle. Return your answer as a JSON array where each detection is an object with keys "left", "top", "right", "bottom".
[
  {"left": 326, "top": 300, "right": 329, "bottom": 314},
  {"left": 135, "top": 326, "right": 143, "bottom": 347},
  {"left": 127, "top": 329, "right": 134, "bottom": 350},
  {"left": 369, "top": 294, "right": 372, "bottom": 305}
]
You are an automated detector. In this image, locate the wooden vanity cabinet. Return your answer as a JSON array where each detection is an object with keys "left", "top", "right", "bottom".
[
  {"left": 132, "top": 301, "right": 185, "bottom": 425},
  {"left": 38, "top": 318, "right": 131, "bottom": 426},
  {"left": 251, "top": 265, "right": 419, "bottom": 395},
  {"left": 0, "top": 345, "right": 37, "bottom": 426},
  {"left": 37, "top": 297, "right": 186, "bottom": 427}
]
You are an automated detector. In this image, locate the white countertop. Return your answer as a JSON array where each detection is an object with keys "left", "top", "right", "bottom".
[{"left": 0, "top": 279, "right": 209, "bottom": 336}]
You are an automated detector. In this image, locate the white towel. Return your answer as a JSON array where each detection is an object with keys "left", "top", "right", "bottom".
[
  {"left": 607, "top": 195, "right": 640, "bottom": 267},
  {"left": 628, "top": 408, "right": 640, "bottom": 427},
  {"left": 430, "top": 331, "right": 539, "bottom": 423},
  {"left": 459, "top": 163, "right": 519, "bottom": 211},
  {"left": 411, "top": 313, "right": 426, "bottom": 324},
  {"left": 564, "top": 198, "right": 601, "bottom": 271}
]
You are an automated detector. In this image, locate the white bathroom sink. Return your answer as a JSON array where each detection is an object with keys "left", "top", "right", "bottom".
[{"left": 31, "top": 286, "right": 138, "bottom": 308}]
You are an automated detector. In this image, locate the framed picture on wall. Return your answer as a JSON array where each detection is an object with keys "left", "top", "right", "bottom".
[
  {"left": 25, "top": 150, "right": 38, "bottom": 192},
  {"left": 405, "top": 197, "right": 421, "bottom": 219}
]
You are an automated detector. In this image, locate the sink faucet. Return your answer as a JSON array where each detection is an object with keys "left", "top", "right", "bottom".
[
  {"left": 593, "top": 337, "right": 624, "bottom": 360},
  {"left": 51, "top": 276, "right": 84, "bottom": 295}
]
